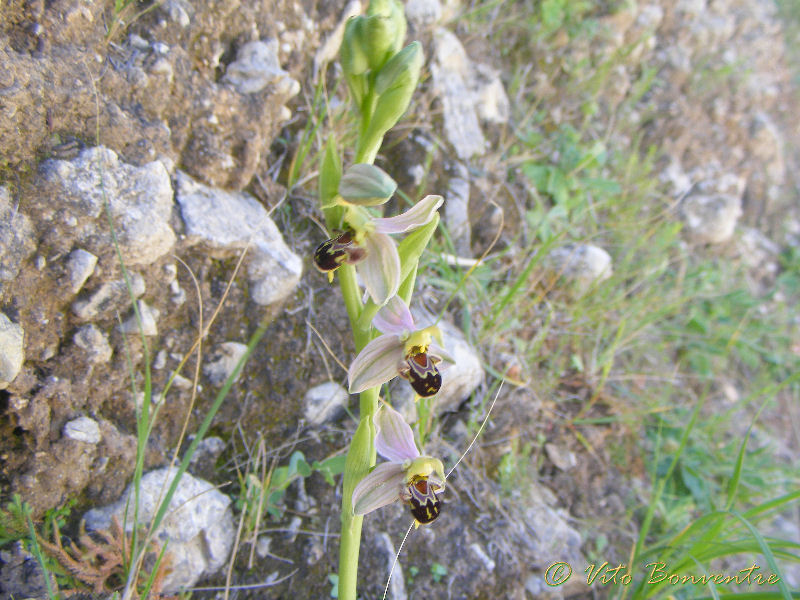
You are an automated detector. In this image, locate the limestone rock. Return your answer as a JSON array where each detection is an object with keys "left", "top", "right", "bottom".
[
  {"left": 224, "top": 39, "right": 300, "bottom": 97},
  {"left": 63, "top": 416, "right": 102, "bottom": 444},
  {"left": 445, "top": 164, "right": 472, "bottom": 256},
  {"left": 118, "top": 300, "right": 159, "bottom": 337},
  {"left": 0, "top": 312, "right": 24, "bottom": 389},
  {"left": 84, "top": 467, "right": 235, "bottom": 593},
  {"left": 547, "top": 244, "right": 613, "bottom": 290},
  {"left": 204, "top": 342, "right": 249, "bottom": 386},
  {"left": 65, "top": 248, "right": 98, "bottom": 294},
  {"left": 682, "top": 194, "right": 742, "bottom": 244},
  {"left": 405, "top": 0, "right": 442, "bottom": 28},
  {"left": 432, "top": 29, "right": 487, "bottom": 160},
  {"left": 176, "top": 171, "right": 303, "bottom": 306},
  {"left": 0, "top": 187, "right": 36, "bottom": 290},
  {"left": 431, "top": 29, "right": 510, "bottom": 160},
  {"left": 72, "top": 272, "right": 146, "bottom": 321},
  {"left": 39, "top": 147, "right": 176, "bottom": 266},
  {"left": 73, "top": 324, "right": 113, "bottom": 364},
  {"left": 304, "top": 382, "right": 348, "bottom": 426}
]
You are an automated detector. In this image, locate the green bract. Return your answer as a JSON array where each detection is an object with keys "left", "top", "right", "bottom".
[{"left": 338, "top": 163, "right": 398, "bottom": 206}]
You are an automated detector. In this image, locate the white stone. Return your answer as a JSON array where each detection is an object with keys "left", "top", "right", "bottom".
[
  {"left": 445, "top": 166, "right": 472, "bottom": 257},
  {"left": 682, "top": 194, "right": 742, "bottom": 244},
  {"left": 223, "top": 39, "right": 299, "bottom": 97},
  {"left": 73, "top": 324, "right": 113, "bottom": 364},
  {"left": 204, "top": 342, "right": 248, "bottom": 386},
  {"left": 432, "top": 29, "right": 486, "bottom": 160},
  {"left": 374, "top": 533, "right": 407, "bottom": 600},
  {"left": 72, "top": 273, "right": 146, "bottom": 321},
  {"left": 41, "top": 147, "right": 176, "bottom": 266},
  {"left": 0, "top": 187, "right": 37, "bottom": 287},
  {"left": 118, "top": 300, "right": 159, "bottom": 336},
  {"left": 304, "top": 382, "right": 348, "bottom": 426},
  {"left": 545, "top": 443, "right": 578, "bottom": 471},
  {"left": 176, "top": 171, "right": 303, "bottom": 306},
  {"left": 405, "top": 0, "right": 442, "bottom": 27},
  {"left": 0, "top": 313, "right": 24, "bottom": 389},
  {"left": 65, "top": 249, "right": 98, "bottom": 294},
  {"left": 63, "top": 416, "right": 102, "bottom": 444},
  {"left": 547, "top": 244, "right": 613, "bottom": 290},
  {"left": 83, "top": 467, "right": 235, "bottom": 594},
  {"left": 313, "top": 0, "right": 362, "bottom": 79}
]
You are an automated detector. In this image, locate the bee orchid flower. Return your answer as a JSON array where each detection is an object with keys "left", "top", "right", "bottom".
[
  {"left": 352, "top": 402, "right": 446, "bottom": 524},
  {"left": 348, "top": 296, "right": 451, "bottom": 397},
  {"left": 314, "top": 163, "right": 443, "bottom": 305}
]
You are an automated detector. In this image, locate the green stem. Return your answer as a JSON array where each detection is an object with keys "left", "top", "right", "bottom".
[{"left": 338, "top": 387, "right": 379, "bottom": 600}]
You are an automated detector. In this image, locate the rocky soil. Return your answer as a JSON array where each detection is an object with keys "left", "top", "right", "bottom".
[{"left": 1, "top": 0, "right": 798, "bottom": 598}]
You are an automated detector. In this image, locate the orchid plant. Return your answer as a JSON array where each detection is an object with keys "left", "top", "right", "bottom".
[{"left": 313, "top": 2, "right": 451, "bottom": 598}]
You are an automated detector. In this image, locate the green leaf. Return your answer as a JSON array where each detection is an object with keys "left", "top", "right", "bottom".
[
  {"left": 397, "top": 212, "right": 439, "bottom": 284},
  {"left": 289, "top": 450, "right": 313, "bottom": 478},
  {"left": 313, "top": 454, "right": 347, "bottom": 486},
  {"left": 320, "top": 138, "right": 342, "bottom": 206}
]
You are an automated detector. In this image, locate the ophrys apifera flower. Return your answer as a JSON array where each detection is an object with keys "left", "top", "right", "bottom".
[
  {"left": 348, "top": 296, "right": 451, "bottom": 397},
  {"left": 352, "top": 402, "right": 446, "bottom": 525},
  {"left": 313, "top": 163, "right": 443, "bottom": 305}
]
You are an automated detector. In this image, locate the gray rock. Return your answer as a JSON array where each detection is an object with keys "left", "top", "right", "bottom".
[
  {"left": 313, "top": 1, "right": 362, "bottom": 80},
  {"left": 405, "top": 0, "right": 442, "bottom": 28},
  {"left": 0, "top": 312, "right": 24, "bottom": 389},
  {"left": 0, "top": 542, "right": 55, "bottom": 600},
  {"left": 0, "top": 186, "right": 36, "bottom": 288},
  {"left": 118, "top": 300, "right": 159, "bottom": 336},
  {"left": 544, "top": 443, "right": 577, "bottom": 471},
  {"left": 73, "top": 324, "right": 113, "bottom": 364},
  {"left": 547, "top": 244, "right": 613, "bottom": 291},
  {"left": 374, "top": 533, "right": 407, "bottom": 600},
  {"left": 160, "top": 0, "right": 192, "bottom": 27},
  {"left": 63, "top": 416, "right": 102, "bottom": 444},
  {"left": 65, "top": 248, "right": 98, "bottom": 294},
  {"left": 445, "top": 165, "right": 472, "bottom": 256},
  {"left": 223, "top": 39, "right": 299, "bottom": 97},
  {"left": 431, "top": 29, "right": 510, "bottom": 160},
  {"left": 472, "top": 62, "right": 510, "bottom": 125},
  {"left": 256, "top": 535, "right": 272, "bottom": 559},
  {"left": 83, "top": 467, "right": 235, "bottom": 594},
  {"left": 187, "top": 436, "right": 226, "bottom": 474},
  {"left": 432, "top": 29, "right": 487, "bottom": 160},
  {"left": 176, "top": 171, "right": 303, "bottom": 306},
  {"left": 204, "top": 341, "right": 248, "bottom": 386},
  {"left": 518, "top": 484, "right": 587, "bottom": 598},
  {"left": 682, "top": 194, "right": 742, "bottom": 244},
  {"left": 72, "top": 272, "right": 146, "bottom": 321},
  {"left": 40, "top": 147, "right": 176, "bottom": 265},
  {"left": 304, "top": 382, "right": 348, "bottom": 426}
]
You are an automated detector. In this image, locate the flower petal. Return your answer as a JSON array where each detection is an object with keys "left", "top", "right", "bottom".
[
  {"left": 360, "top": 232, "right": 401, "bottom": 305},
  {"left": 338, "top": 163, "right": 397, "bottom": 206},
  {"left": 429, "top": 342, "right": 455, "bottom": 371},
  {"left": 375, "top": 402, "right": 420, "bottom": 463},
  {"left": 352, "top": 462, "right": 405, "bottom": 515},
  {"left": 372, "top": 195, "right": 443, "bottom": 234},
  {"left": 348, "top": 334, "right": 405, "bottom": 393},
  {"left": 372, "top": 296, "right": 416, "bottom": 336}
]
